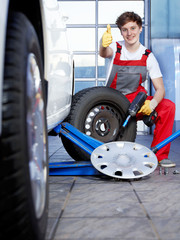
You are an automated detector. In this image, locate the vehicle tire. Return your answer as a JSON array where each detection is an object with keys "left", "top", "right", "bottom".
[
  {"left": 61, "top": 87, "right": 137, "bottom": 161},
  {"left": 0, "top": 12, "right": 48, "bottom": 240}
]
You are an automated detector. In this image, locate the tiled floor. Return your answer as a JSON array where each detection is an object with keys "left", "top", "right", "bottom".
[{"left": 46, "top": 133, "right": 180, "bottom": 240}]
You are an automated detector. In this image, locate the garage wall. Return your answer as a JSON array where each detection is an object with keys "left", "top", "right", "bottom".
[{"left": 151, "top": 0, "right": 180, "bottom": 132}]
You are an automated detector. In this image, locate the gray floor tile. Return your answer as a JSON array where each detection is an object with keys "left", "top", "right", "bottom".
[
  {"left": 49, "top": 183, "right": 73, "bottom": 192},
  {"left": 74, "top": 175, "right": 123, "bottom": 183},
  {"left": 143, "top": 200, "right": 180, "bottom": 218},
  {"left": 53, "top": 239, "right": 157, "bottom": 240},
  {"left": 63, "top": 200, "right": 146, "bottom": 218},
  {"left": 47, "top": 134, "right": 180, "bottom": 240},
  {"left": 49, "top": 176, "right": 75, "bottom": 184},
  {"left": 151, "top": 217, "right": 180, "bottom": 240},
  {"left": 46, "top": 217, "right": 59, "bottom": 240},
  {"left": 135, "top": 187, "right": 180, "bottom": 203},
  {"left": 48, "top": 201, "right": 64, "bottom": 218},
  {"left": 132, "top": 180, "right": 180, "bottom": 191},
  {"left": 69, "top": 189, "right": 138, "bottom": 203},
  {"left": 73, "top": 182, "right": 133, "bottom": 191},
  {"left": 48, "top": 184, "right": 72, "bottom": 218},
  {"left": 53, "top": 217, "right": 158, "bottom": 240}
]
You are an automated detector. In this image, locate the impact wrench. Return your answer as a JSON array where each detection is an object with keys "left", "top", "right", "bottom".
[{"left": 121, "top": 92, "right": 157, "bottom": 135}]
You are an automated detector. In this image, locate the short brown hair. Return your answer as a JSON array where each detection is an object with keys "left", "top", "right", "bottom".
[{"left": 116, "top": 12, "right": 142, "bottom": 29}]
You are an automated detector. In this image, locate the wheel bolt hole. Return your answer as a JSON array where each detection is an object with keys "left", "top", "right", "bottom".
[
  {"left": 115, "top": 171, "right": 123, "bottom": 176},
  {"left": 133, "top": 170, "right": 143, "bottom": 176},
  {"left": 100, "top": 165, "right": 107, "bottom": 169},
  {"left": 144, "top": 163, "right": 153, "bottom": 168}
]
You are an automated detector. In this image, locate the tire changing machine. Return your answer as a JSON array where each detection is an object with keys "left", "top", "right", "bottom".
[{"left": 49, "top": 122, "right": 180, "bottom": 180}]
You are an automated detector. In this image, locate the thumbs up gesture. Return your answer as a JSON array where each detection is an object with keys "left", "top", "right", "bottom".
[{"left": 102, "top": 24, "right": 113, "bottom": 48}]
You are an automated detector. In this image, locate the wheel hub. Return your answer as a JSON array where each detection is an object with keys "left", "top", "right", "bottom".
[
  {"left": 85, "top": 105, "right": 121, "bottom": 141},
  {"left": 95, "top": 118, "right": 110, "bottom": 136},
  {"left": 27, "top": 53, "right": 47, "bottom": 218}
]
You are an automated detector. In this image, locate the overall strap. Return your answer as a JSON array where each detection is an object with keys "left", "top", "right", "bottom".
[
  {"left": 141, "top": 49, "right": 151, "bottom": 63},
  {"left": 116, "top": 42, "right": 122, "bottom": 53},
  {"left": 113, "top": 42, "right": 122, "bottom": 64}
]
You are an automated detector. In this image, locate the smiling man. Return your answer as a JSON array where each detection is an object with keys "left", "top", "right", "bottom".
[{"left": 99, "top": 11, "right": 176, "bottom": 167}]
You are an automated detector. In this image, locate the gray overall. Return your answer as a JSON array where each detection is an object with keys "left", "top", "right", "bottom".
[{"left": 106, "top": 42, "right": 151, "bottom": 95}]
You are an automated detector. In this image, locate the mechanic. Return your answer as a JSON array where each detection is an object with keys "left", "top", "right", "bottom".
[{"left": 99, "top": 11, "right": 176, "bottom": 167}]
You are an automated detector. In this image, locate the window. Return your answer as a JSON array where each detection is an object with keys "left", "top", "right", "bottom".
[
  {"left": 67, "top": 28, "right": 95, "bottom": 52},
  {"left": 99, "top": 1, "right": 144, "bottom": 24},
  {"left": 151, "top": 0, "right": 180, "bottom": 38},
  {"left": 74, "top": 55, "right": 95, "bottom": 78},
  {"left": 59, "top": 0, "right": 144, "bottom": 93},
  {"left": 60, "top": 1, "right": 95, "bottom": 24}
]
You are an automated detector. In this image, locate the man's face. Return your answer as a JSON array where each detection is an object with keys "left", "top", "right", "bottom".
[{"left": 120, "top": 21, "right": 142, "bottom": 45}]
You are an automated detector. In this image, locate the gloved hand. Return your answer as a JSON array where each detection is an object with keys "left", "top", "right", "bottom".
[
  {"left": 102, "top": 24, "right": 113, "bottom": 48},
  {"left": 138, "top": 99, "right": 158, "bottom": 115}
]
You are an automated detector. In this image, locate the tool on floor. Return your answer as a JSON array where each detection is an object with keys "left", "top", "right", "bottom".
[{"left": 173, "top": 170, "right": 180, "bottom": 174}]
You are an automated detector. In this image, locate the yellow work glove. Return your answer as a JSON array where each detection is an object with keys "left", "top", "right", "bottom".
[
  {"left": 102, "top": 24, "right": 113, "bottom": 48},
  {"left": 138, "top": 99, "right": 158, "bottom": 115}
]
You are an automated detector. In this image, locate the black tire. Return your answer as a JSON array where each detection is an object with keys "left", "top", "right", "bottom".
[
  {"left": 0, "top": 12, "right": 48, "bottom": 240},
  {"left": 61, "top": 87, "right": 137, "bottom": 161}
]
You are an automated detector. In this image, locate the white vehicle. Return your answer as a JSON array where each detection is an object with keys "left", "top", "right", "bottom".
[
  {"left": 0, "top": 1, "right": 138, "bottom": 238},
  {"left": 0, "top": 0, "right": 73, "bottom": 239}
]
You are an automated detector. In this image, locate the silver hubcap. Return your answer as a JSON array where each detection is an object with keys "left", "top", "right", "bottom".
[
  {"left": 91, "top": 141, "right": 158, "bottom": 179},
  {"left": 26, "top": 53, "right": 47, "bottom": 218}
]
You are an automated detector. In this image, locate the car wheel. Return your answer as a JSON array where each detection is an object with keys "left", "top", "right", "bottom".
[
  {"left": 0, "top": 12, "right": 48, "bottom": 240},
  {"left": 61, "top": 87, "right": 137, "bottom": 161}
]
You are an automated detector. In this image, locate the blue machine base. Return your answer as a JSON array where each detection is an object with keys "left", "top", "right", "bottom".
[
  {"left": 49, "top": 161, "right": 100, "bottom": 176},
  {"left": 49, "top": 122, "right": 103, "bottom": 176}
]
